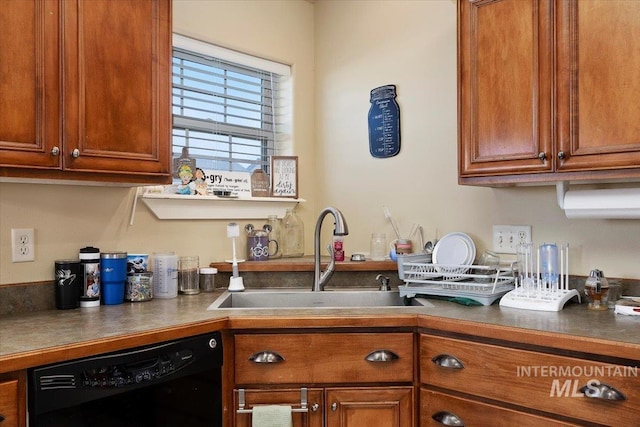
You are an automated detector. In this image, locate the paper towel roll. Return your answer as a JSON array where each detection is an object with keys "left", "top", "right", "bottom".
[{"left": 561, "top": 187, "right": 640, "bottom": 219}]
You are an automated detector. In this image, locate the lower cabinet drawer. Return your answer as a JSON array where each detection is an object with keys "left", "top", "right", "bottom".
[
  {"left": 420, "top": 334, "right": 640, "bottom": 426},
  {"left": 420, "top": 388, "right": 580, "bottom": 427},
  {"left": 235, "top": 333, "right": 414, "bottom": 385}
]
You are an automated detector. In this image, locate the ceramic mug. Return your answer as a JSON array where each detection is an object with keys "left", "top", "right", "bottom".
[{"left": 247, "top": 235, "right": 278, "bottom": 261}]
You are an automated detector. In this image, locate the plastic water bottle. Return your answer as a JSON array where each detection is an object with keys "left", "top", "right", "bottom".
[{"left": 540, "top": 243, "right": 559, "bottom": 290}]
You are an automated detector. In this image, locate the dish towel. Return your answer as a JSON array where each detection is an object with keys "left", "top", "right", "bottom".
[{"left": 252, "top": 405, "right": 293, "bottom": 427}]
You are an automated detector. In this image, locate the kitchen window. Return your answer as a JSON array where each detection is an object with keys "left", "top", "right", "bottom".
[{"left": 172, "top": 35, "right": 292, "bottom": 181}]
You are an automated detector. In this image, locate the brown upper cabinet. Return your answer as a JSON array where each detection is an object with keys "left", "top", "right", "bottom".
[
  {"left": 0, "top": 0, "right": 172, "bottom": 185},
  {"left": 458, "top": 0, "right": 640, "bottom": 186}
]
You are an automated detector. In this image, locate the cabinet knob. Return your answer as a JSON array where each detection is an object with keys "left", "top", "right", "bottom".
[
  {"left": 311, "top": 403, "right": 319, "bottom": 412},
  {"left": 331, "top": 402, "right": 338, "bottom": 412},
  {"left": 432, "top": 354, "right": 464, "bottom": 369},
  {"left": 248, "top": 350, "right": 285, "bottom": 363},
  {"left": 579, "top": 383, "right": 626, "bottom": 401},
  {"left": 538, "top": 152, "right": 546, "bottom": 161},
  {"left": 50, "top": 146, "right": 60, "bottom": 156},
  {"left": 557, "top": 151, "right": 566, "bottom": 160},
  {"left": 71, "top": 148, "right": 80, "bottom": 158},
  {"left": 365, "top": 349, "right": 399, "bottom": 362},
  {"left": 432, "top": 411, "right": 465, "bottom": 426}
]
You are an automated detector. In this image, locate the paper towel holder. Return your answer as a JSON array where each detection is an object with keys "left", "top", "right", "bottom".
[{"left": 556, "top": 181, "right": 640, "bottom": 219}]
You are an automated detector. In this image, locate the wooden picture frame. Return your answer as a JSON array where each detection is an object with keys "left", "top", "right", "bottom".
[{"left": 271, "top": 156, "right": 298, "bottom": 198}]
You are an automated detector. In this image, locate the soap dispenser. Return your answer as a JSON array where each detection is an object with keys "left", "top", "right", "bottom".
[{"left": 584, "top": 269, "right": 609, "bottom": 310}]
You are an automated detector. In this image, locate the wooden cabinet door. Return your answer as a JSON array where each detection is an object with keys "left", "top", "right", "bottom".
[
  {"left": 325, "top": 387, "right": 413, "bottom": 427},
  {"left": 458, "top": 0, "right": 553, "bottom": 178},
  {"left": 0, "top": 379, "right": 19, "bottom": 427},
  {"left": 233, "top": 388, "right": 323, "bottom": 427},
  {"left": 0, "top": 372, "right": 26, "bottom": 427},
  {"left": 61, "top": 0, "right": 171, "bottom": 178},
  {"left": 0, "top": 0, "right": 61, "bottom": 169},
  {"left": 556, "top": 0, "right": 640, "bottom": 172}
]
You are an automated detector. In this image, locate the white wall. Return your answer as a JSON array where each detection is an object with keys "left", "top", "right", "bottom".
[
  {"left": 1, "top": 0, "right": 639, "bottom": 286},
  {"left": 314, "top": 0, "right": 640, "bottom": 278}
]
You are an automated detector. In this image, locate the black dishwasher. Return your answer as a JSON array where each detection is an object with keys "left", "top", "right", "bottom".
[{"left": 28, "top": 332, "right": 223, "bottom": 427}]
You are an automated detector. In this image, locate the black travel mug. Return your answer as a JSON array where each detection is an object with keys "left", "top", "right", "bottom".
[{"left": 54, "top": 260, "right": 82, "bottom": 309}]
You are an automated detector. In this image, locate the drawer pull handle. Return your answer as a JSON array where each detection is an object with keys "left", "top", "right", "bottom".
[
  {"left": 249, "top": 351, "right": 285, "bottom": 363},
  {"left": 432, "top": 411, "right": 464, "bottom": 426},
  {"left": 579, "top": 383, "right": 626, "bottom": 401},
  {"left": 432, "top": 354, "right": 464, "bottom": 369},
  {"left": 365, "top": 349, "right": 399, "bottom": 362}
]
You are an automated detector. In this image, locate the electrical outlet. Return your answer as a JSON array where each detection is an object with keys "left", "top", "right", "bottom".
[
  {"left": 11, "top": 228, "right": 35, "bottom": 262},
  {"left": 492, "top": 225, "right": 532, "bottom": 254}
]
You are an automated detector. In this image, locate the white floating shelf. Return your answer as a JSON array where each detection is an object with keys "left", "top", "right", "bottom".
[{"left": 140, "top": 193, "right": 304, "bottom": 220}]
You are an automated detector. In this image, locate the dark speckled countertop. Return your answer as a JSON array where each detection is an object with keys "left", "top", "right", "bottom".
[{"left": 1, "top": 288, "right": 639, "bottom": 373}]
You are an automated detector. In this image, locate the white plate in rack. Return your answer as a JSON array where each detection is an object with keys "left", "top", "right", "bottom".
[{"left": 432, "top": 232, "right": 476, "bottom": 274}]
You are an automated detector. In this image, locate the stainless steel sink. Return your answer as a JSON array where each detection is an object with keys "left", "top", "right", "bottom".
[{"left": 207, "top": 289, "right": 432, "bottom": 310}]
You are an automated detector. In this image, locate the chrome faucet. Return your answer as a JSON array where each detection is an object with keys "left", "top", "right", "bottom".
[{"left": 313, "top": 207, "right": 349, "bottom": 291}]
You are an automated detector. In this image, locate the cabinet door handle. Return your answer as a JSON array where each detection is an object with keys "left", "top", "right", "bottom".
[
  {"left": 71, "top": 148, "right": 80, "bottom": 158},
  {"left": 538, "top": 152, "right": 546, "bottom": 161},
  {"left": 311, "top": 403, "right": 319, "bottom": 412},
  {"left": 50, "top": 146, "right": 60, "bottom": 156},
  {"left": 331, "top": 402, "right": 338, "bottom": 412},
  {"left": 579, "top": 383, "right": 626, "bottom": 401},
  {"left": 365, "top": 349, "right": 399, "bottom": 362},
  {"left": 248, "top": 350, "right": 285, "bottom": 363},
  {"left": 432, "top": 411, "right": 465, "bottom": 426},
  {"left": 432, "top": 354, "right": 464, "bottom": 369},
  {"left": 557, "top": 151, "right": 566, "bottom": 160}
]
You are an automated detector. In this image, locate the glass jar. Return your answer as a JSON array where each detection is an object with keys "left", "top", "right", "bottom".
[
  {"left": 281, "top": 208, "right": 304, "bottom": 257},
  {"left": 370, "top": 233, "right": 387, "bottom": 261}
]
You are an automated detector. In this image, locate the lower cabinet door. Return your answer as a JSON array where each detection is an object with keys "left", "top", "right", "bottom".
[
  {"left": 325, "top": 387, "right": 413, "bottom": 427},
  {"left": 233, "top": 388, "right": 323, "bottom": 427},
  {"left": 0, "top": 378, "right": 20, "bottom": 427},
  {"left": 421, "top": 388, "right": 580, "bottom": 427}
]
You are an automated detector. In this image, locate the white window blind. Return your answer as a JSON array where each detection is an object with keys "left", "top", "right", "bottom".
[{"left": 172, "top": 35, "right": 291, "bottom": 177}]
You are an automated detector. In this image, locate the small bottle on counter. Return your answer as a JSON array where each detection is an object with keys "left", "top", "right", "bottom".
[
  {"left": 584, "top": 269, "right": 609, "bottom": 311},
  {"left": 333, "top": 235, "right": 344, "bottom": 261}
]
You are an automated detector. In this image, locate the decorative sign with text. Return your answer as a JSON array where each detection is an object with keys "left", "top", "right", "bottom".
[
  {"left": 271, "top": 156, "right": 298, "bottom": 198},
  {"left": 202, "top": 169, "right": 252, "bottom": 197},
  {"left": 368, "top": 84, "right": 401, "bottom": 158}
]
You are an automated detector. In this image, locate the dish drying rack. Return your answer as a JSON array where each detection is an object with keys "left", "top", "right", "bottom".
[
  {"left": 499, "top": 243, "right": 581, "bottom": 312},
  {"left": 397, "top": 254, "right": 515, "bottom": 306}
]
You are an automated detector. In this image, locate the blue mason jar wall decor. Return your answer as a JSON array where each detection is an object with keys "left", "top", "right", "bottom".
[{"left": 368, "top": 84, "right": 401, "bottom": 158}]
